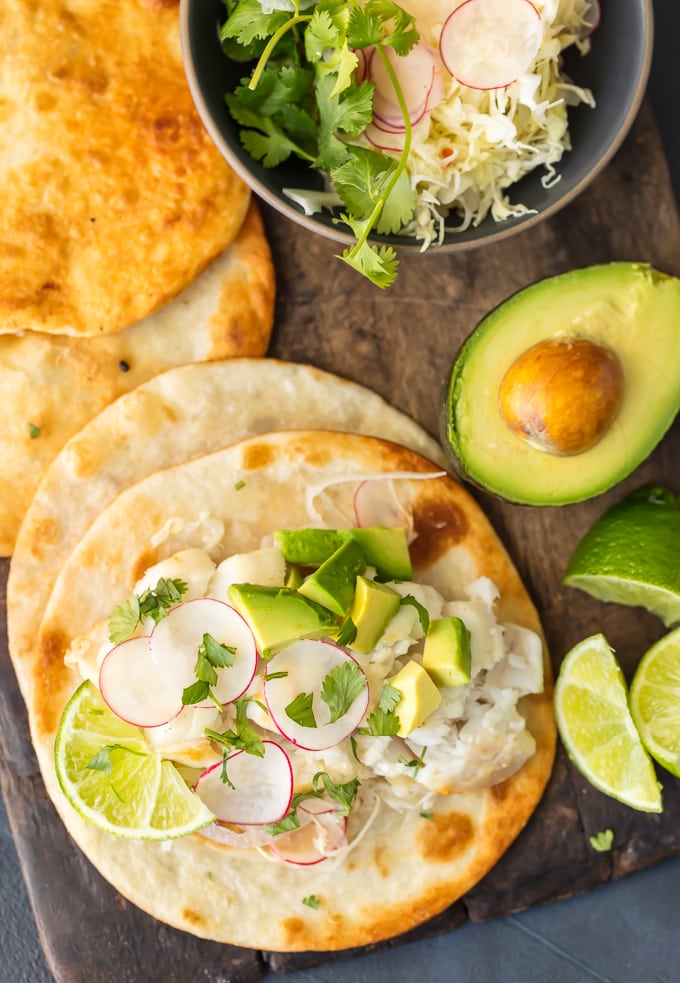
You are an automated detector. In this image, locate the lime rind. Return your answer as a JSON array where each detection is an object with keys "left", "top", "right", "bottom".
[
  {"left": 54, "top": 681, "right": 215, "bottom": 840},
  {"left": 563, "top": 573, "right": 680, "bottom": 629},
  {"left": 563, "top": 485, "right": 680, "bottom": 628},
  {"left": 554, "top": 634, "right": 663, "bottom": 813},
  {"left": 630, "top": 627, "right": 680, "bottom": 778}
]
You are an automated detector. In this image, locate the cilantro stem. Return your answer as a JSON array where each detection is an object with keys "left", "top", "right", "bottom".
[
  {"left": 249, "top": 13, "right": 313, "bottom": 90},
  {"left": 344, "top": 43, "right": 412, "bottom": 263}
]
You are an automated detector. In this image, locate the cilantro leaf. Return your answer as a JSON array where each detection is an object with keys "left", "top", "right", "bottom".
[
  {"left": 182, "top": 680, "right": 211, "bottom": 706},
  {"left": 263, "top": 811, "right": 301, "bottom": 836},
  {"left": 286, "top": 691, "right": 317, "bottom": 728},
  {"left": 321, "top": 661, "right": 367, "bottom": 723},
  {"left": 28, "top": 422, "right": 41, "bottom": 439},
  {"left": 338, "top": 231, "right": 399, "bottom": 290},
  {"left": 107, "top": 577, "right": 188, "bottom": 643},
  {"left": 314, "top": 75, "right": 373, "bottom": 170},
  {"left": 312, "top": 772, "right": 360, "bottom": 816},
  {"left": 589, "top": 829, "right": 614, "bottom": 852},
  {"left": 302, "top": 894, "right": 321, "bottom": 909},
  {"left": 348, "top": 1, "right": 419, "bottom": 56},
  {"left": 220, "top": 750, "right": 236, "bottom": 789},
  {"left": 399, "top": 594, "right": 430, "bottom": 635},
  {"left": 305, "top": 9, "right": 341, "bottom": 62},
  {"left": 399, "top": 746, "right": 427, "bottom": 778},
  {"left": 206, "top": 698, "right": 265, "bottom": 758},
  {"left": 379, "top": 683, "right": 401, "bottom": 713},
  {"left": 86, "top": 744, "right": 145, "bottom": 776},
  {"left": 220, "top": 0, "right": 288, "bottom": 47},
  {"left": 360, "top": 683, "right": 402, "bottom": 736}
]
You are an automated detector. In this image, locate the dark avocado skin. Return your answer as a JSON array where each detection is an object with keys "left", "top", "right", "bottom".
[{"left": 440, "top": 263, "right": 680, "bottom": 506}]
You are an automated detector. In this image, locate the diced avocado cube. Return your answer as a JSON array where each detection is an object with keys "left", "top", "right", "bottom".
[
  {"left": 422, "top": 617, "right": 471, "bottom": 687},
  {"left": 347, "top": 526, "right": 412, "bottom": 581},
  {"left": 275, "top": 529, "right": 344, "bottom": 566},
  {"left": 389, "top": 660, "right": 442, "bottom": 737},
  {"left": 297, "top": 540, "right": 366, "bottom": 617},
  {"left": 350, "top": 576, "right": 401, "bottom": 653},
  {"left": 227, "top": 584, "right": 337, "bottom": 656},
  {"left": 275, "top": 526, "right": 412, "bottom": 582}
]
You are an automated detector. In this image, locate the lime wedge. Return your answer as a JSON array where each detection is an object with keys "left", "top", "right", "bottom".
[
  {"left": 54, "top": 681, "right": 215, "bottom": 839},
  {"left": 563, "top": 486, "right": 680, "bottom": 627},
  {"left": 554, "top": 634, "right": 662, "bottom": 812},
  {"left": 630, "top": 627, "right": 680, "bottom": 778}
]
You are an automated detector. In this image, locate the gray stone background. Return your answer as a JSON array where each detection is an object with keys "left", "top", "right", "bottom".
[{"left": 2, "top": 2, "right": 679, "bottom": 980}]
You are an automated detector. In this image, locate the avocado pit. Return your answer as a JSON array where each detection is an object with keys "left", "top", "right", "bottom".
[{"left": 498, "top": 337, "right": 624, "bottom": 456}]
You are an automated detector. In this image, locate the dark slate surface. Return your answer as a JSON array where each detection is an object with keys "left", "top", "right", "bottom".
[{"left": 2, "top": 2, "right": 680, "bottom": 981}]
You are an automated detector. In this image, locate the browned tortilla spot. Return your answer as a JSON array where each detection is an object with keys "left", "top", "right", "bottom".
[
  {"left": 181, "top": 908, "right": 206, "bottom": 928},
  {"left": 241, "top": 442, "right": 276, "bottom": 471},
  {"left": 417, "top": 812, "right": 474, "bottom": 863},
  {"left": 410, "top": 498, "right": 468, "bottom": 567},
  {"left": 131, "top": 548, "right": 160, "bottom": 587},
  {"left": 282, "top": 917, "right": 307, "bottom": 945}
]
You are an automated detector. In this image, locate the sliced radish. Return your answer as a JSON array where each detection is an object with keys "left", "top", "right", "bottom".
[
  {"left": 149, "top": 598, "right": 257, "bottom": 709},
  {"left": 264, "top": 640, "right": 369, "bottom": 751},
  {"left": 197, "top": 821, "right": 279, "bottom": 849},
  {"left": 369, "top": 42, "right": 438, "bottom": 129},
  {"left": 194, "top": 741, "right": 293, "bottom": 826},
  {"left": 440, "top": 0, "right": 543, "bottom": 91},
  {"left": 269, "top": 799, "right": 348, "bottom": 866},
  {"left": 364, "top": 115, "right": 432, "bottom": 154},
  {"left": 98, "top": 635, "right": 181, "bottom": 728}
]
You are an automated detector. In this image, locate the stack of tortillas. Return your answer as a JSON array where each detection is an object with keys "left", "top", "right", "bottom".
[{"left": 0, "top": 0, "right": 276, "bottom": 555}]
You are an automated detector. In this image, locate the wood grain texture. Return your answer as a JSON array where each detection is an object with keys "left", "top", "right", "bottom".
[{"left": 0, "top": 100, "right": 678, "bottom": 981}]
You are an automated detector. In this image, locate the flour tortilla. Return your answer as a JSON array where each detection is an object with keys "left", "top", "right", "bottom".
[
  {"left": 0, "top": 202, "right": 274, "bottom": 557},
  {"left": 0, "top": 0, "right": 249, "bottom": 336},
  {"left": 25, "top": 431, "right": 555, "bottom": 951},
  {"left": 8, "top": 360, "right": 440, "bottom": 699}
]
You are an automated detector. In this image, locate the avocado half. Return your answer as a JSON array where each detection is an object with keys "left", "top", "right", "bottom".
[{"left": 440, "top": 263, "right": 680, "bottom": 506}]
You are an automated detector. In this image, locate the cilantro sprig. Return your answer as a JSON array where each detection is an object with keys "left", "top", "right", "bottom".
[
  {"left": 182, "top": 633, "right": 237, "bottom": 708},
  {"left": 220, "top": 0, "right": 420, "bottom": 288},
  {"left": 284, "top": 660, "right": 367, "bottom": 728},
  {"left": 108, "top": 578, "right": 188, "bottom": 643},
  {"left": 360, "top": 681, "right": 401, "bottom": 736},
  {"left": 264, "top": 771, "right": 360, "bottom": 835}
]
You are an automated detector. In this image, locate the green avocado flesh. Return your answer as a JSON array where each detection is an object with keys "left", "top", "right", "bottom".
[
  {"left": 298, "top": 540, "right": 366, "bottom": 616},
  {"left": 441, "top": 263, "right": 680, "bottom": 505},
  {"left": 275, "top": 526, "right": 412, "bottom": 580},
  {"left": 226, "top": 585, "right": 337, "bottom": 654}
]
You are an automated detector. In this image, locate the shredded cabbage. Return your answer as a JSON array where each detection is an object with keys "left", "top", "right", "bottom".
[{"left": 367, "top": 0, "right": 596, "bottom": 245}]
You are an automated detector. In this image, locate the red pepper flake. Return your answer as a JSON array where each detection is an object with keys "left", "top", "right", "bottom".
[{"left": 441, "top": 147, "right": 454, "bottom": 159}]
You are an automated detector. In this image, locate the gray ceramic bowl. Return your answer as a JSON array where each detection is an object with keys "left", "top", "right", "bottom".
[{"left": 180, "top": 0, "right": 653, "bottom": 252}]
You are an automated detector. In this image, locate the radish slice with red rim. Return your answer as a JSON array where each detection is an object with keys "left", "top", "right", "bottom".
[
  {"left": 264, "top": 640, "right": 369, "bottom": 751},
  {"left": 269, "top": 804, "right": 347, "bottom": 866},
  {"left": 439, "top": 0, "right": 543, "bottom": 91},
  {"left": 194, "top": 741, "right": 293, "bottom": 826},
  {"left": 149, "top": 598, "right": 257, "bottom": 709},
  {"left": 370, "top": 42, "right": 438, "bottom": 129},
  {"left": 99, "top": 635, "right": 181, "bottom": 728}
]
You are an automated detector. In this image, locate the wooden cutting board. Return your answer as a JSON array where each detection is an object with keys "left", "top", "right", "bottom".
[{"left": 0, "top": 100, "right": 678, "bottom": 982}]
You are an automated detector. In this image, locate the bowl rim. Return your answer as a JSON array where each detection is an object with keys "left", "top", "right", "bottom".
[{"left": 179, "top": 0, "right": 655, "bottom": 254}]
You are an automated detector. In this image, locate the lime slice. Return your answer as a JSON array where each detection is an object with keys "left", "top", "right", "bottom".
[
  {"left": 554, "top": 634, "right": 662, "bottom": 812},
  {"left": 54, "top": 681, "right": 215, "bottom": 839},
  {"left": 630, "top": 627, "right": 680, "bottom": 778},
  {"left": 563, "top": 486, "right": 680, "bottom": 627}
]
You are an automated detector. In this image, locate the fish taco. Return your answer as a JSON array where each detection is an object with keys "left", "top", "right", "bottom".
[{"left": 24, "top": 430, "right": 555, "bottom": 951}]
